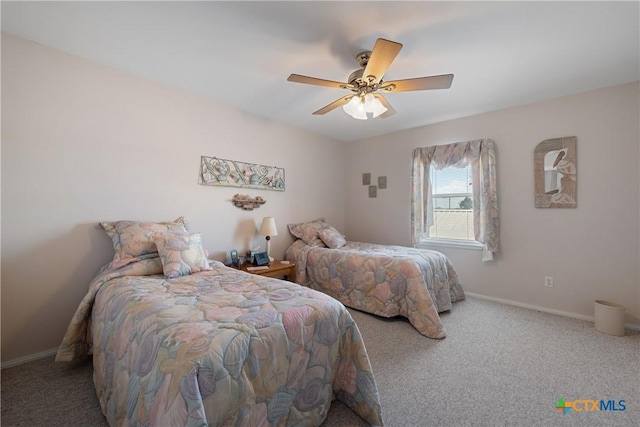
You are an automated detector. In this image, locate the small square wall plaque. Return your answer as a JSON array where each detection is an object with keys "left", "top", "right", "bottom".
[{"left": 378, "top": 176, "right": 387, "bottom": 189}]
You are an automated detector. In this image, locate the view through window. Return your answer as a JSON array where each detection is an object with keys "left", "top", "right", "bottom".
[{"left": 429, "top": 165, "right": 474, "bottom": 240}]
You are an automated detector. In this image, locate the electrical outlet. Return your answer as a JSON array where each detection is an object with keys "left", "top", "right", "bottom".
[{"left": 545, "top": 276, "right": 554, "bottom": 287}]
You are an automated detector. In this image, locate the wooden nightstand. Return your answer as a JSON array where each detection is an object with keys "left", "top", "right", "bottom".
[{"left": 234, "top": 260, "right": 296, "bottom": 282}]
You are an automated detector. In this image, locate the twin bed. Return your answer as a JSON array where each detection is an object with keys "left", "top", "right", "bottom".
[
  {"left": 286, "top": 240, "right": 464, "bottom": 339},
  {"left": 57, "top": 217, "right": 464, "bottom": 426},
  {"left": 285, "top": 219, "right": 465, "bottom": 339}
]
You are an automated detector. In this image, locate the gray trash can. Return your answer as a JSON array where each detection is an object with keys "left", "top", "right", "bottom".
[{"left": 594, "top": 300, "right": 625, "bottom": 336}]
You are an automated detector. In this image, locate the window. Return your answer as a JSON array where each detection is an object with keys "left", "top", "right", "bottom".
[
  {"left": 429, "top": 165, "right": 474, "bottom": 240},
  {"left": 411, "top": 139, "right": 499, "bottom": 260}
]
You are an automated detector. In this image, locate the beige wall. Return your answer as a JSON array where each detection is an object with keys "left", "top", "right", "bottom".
[
  {"left": 345, "top": 82, "right": 640, "bottom": 326},
  {"left": 1, "top": 35, "right": 347, "bottom": 364},
  {"left": 3, "top": 33, "right": 638, "bottom": 365}
]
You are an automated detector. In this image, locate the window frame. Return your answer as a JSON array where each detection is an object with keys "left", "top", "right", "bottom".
[
  {"left": 425, "top": 164, "right": 477, "bottom": 246},
  {"left": 411, "top": 139, "right": 499, "bottom": 259}
]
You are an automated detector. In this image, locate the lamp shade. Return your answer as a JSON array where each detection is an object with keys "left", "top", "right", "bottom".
[
  {"left": 259, "top": 217, "right": 278, "bottom": 236},
  {"left": 363, "top": 93, "right": 388, "bottom": 118},
  {"left": 343, "top": 93, "right": 387, "bottom": 120},
  {"left": 342, "top": 95, "right": 368, "bottom": 120}
]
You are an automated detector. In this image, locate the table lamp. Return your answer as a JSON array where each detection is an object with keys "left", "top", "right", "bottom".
[{"left": 259, "top": 217, "right": 278, "bottom": 262}]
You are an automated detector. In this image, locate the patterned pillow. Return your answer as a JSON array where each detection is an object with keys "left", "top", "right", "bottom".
[
  {"left": 318, "top": 226, "right": 347, "bottom": 249},
  {"left": 153, "top": 233, "right": 211, "bottom": 278},
  {"left": 287, "top": 218, "right": 328, "bottom": 247},
  {"left": 101, "top": 217, "right": 189, "bottom": 268}
]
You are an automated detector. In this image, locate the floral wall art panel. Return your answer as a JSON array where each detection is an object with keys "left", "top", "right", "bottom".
[{"left": 199, "top": 156, "right": 285, "bottom": 191}]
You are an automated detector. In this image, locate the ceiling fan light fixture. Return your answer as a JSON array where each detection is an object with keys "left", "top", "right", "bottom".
[
  {"left": 343, "top": 95, "right": 368, "bottom": 120},
  {"left": 343, "top": 93, "right": 388, "bottom": 120},
  {"left": 363, "top": 93, "right": 388, "bottom": 118}
]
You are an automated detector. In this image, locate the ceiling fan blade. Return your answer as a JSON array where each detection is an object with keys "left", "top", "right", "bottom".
[
  {"left": 312, "top": 95, "right": 353, "bottom": 115},
  {"left": 362, "top": 38, "right": 403, "bottom": 85},
  {"left": 374, "top": 94, "right": 396, "bottom": 119},
  {"left": 382, "top": 74, "right": 454, "bottom": 92},
  {"left": 287, "top": 74, "right": 351, "bottom": 89}
]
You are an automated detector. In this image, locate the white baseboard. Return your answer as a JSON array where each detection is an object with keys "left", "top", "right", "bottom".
[
  {"left": 1, "top": 347, "right": 58, "bottom": 370},
  {"left": 465, "top": 292, "right": 640, "bottom": 331}
]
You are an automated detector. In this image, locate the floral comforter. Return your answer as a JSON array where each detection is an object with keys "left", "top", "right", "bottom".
[
  {"left": 286, "top": 240, "right": 465, "bottom": 339},
  {"left": 56, "top": 257, "right": 383, "bottom": 426}
]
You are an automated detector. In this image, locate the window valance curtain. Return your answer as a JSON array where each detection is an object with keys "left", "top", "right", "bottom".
[{"left": 411, "top": 139, "right": 499, "bottom": 261}]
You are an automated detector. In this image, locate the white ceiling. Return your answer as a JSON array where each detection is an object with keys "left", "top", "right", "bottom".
[{"left": 2, "top": 1, "right": 639, "bottom": 142}]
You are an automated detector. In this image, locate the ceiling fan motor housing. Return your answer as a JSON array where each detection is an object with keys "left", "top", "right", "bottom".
[
  {"left": 347, "top": 68, "right": 365, "bottom": 85},
  {"left": 348, "top": 51, "right": 372, "bottom": 87}
]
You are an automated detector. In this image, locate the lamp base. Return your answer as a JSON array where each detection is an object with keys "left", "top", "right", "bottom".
[{"left": 265, "top": 236, "right": 273, "bottom": 262}]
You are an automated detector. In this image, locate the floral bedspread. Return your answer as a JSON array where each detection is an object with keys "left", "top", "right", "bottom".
[
  {"left": 286, "top": 240, "right": 465, "bottom": 339},
  {"left": 56, "top": 257, "right": 383, "bottom": 426}
]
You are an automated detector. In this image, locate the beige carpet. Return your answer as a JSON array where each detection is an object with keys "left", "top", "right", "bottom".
[{"left": 2, "top": 297, "right": 639, "bottom": 426}]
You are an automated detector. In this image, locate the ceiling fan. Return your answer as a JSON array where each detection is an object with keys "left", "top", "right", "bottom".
[{"left": 287, "top": 38, "right": 454, "bottom": 120}]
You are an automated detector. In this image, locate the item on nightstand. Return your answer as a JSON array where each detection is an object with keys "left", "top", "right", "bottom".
[
  {"left": 253, "top": 251, "right": 270, "bottom": 266},
  {"left": 259, "top": 217, "right": 278, "bottom": 262},
  {"left": 246, "top": 245, "right": 260, "bottom": 264},
  {"left": 281, "top": 260, "right": 290, "bottom": 265},
  {"left": 230, "top": 249, "right": 243, "bottom": 267}
]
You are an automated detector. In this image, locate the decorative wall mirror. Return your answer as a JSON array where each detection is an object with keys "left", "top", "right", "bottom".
[{"left": 534, "top": 136, "right": 577, "bottom": 208}]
